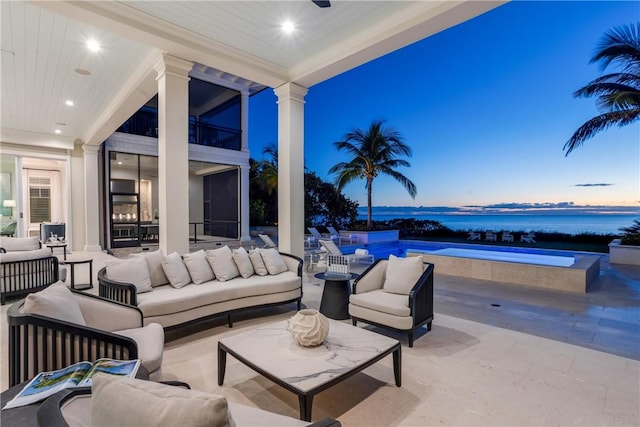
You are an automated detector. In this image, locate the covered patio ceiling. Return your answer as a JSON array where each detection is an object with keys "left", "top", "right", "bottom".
[{"left": 1, "top": 1, "right": 504, "bottom": 150}]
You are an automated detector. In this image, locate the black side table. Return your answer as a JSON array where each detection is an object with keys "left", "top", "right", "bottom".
[
  {"left": 61, "top": 257, "right": 93, "bottom": 290},
  {"left": 314, "top": 272, "right": 359, "bottom": 320}
]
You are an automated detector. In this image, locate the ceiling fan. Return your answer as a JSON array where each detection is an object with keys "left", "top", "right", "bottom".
[{"left": 312, "top": 0, "right": 331, "bottom": 8}]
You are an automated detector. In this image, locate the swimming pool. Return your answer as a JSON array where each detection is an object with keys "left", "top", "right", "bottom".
[{"left": 342, "top": 240, "right": 600, "bottom": 293}]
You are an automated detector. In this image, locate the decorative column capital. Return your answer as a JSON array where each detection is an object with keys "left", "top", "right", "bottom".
[
  {"left": 154, "top": 54, "right": 193, "bottom": 81},
  {"left": 274, "top": 82, "right": 308, "bottom": 104}
]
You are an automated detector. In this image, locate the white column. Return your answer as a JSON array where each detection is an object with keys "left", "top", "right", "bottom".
[
  {"left": 82, "top": 144, "right": 102, "bottom": 251},
  {"left": 154, "top": 54, "right": 192, "bottom": 255},
  {"left": 274, "top": 83, "right": 308, "bottom": 257},
  {"left": 240, "top": 91, "right": 250, "bottom": 240}
]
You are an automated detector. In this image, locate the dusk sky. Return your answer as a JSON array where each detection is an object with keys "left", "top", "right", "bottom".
[{"left": 249, "top": 1, "right": 640, "bottom": 209}]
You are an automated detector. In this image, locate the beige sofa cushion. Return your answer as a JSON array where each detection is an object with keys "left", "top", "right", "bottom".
[
  {"left": 232, "top": 247, "right": 254, "bottom": 279},
  {"left": 0, "top": 237, "right": 41, "bottom": 252},
  {"left": 91, "top": 375, "right": 234, "bottom": 427},
  {"left": 382, "top": 255, "right": 423, "bottom": 295},
  {"left": 206, "top": 246, "right": 239, "bottom": 282},
  {"left": 248, "top": 249, "right": 268, "bottom": 276},
  {"left": 349, "top": 289, "right": 410, "bottom": 317},
  {"left": 260, "top": 249, "right": 288, "bottom": 275},
  {"left": 106, "top": 257, "right": 153, "bottom": 294},
  {"left": 130, "top": 250, "right": 169, "bottom": 287},
  {"left": 162, "top": 252, "right": 192, "bottom": 289},
  {"left": 0, "top": 248, "right": 51, "bottom": 263},
  {"left": 22, "top": 282, "right": 86, "bottom": 325},
  {"left": 114, "top": 323, "right": 164, "bottom": 375},
  {"left": 183, "top": 250, "right": 215, "bottom": 284},
  {"left": 136, "top": 272, "right": 301, "bottom": 318}
]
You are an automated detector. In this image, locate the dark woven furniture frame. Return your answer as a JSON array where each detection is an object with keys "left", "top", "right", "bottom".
[
  {"left": 98, "top": 252, "right": 304, "bottom": 329},
  {"left": 7, "top": 291, "right": 141, "bottom": 387},
  {"left": 1, "top": 255, "right": 59, "bottom": 305},
  {"left": 351, "top": 259, "right": 434, "bottom": 347}
]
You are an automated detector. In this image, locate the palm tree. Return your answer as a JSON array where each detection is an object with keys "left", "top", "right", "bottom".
[
  {"left": 564, "top": 23, "right": 640, "bottom": 155},
  {"left": 254, "top": 143, "right": 278, "bottom": 195},
  {"left": 329, "top": 119, "right": 417, "bottom": 229}
]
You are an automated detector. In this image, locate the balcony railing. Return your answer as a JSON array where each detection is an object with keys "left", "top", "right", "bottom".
[{"left": 117, "top": 112, "right": 241, "bottom": 151}]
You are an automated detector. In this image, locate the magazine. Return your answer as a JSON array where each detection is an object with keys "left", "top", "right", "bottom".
[{"left": 2, "top": 358, "right": 140, "bottom": 410}]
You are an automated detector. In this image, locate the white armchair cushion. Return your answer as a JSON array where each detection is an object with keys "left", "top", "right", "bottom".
[
  {"left": 22, "top": 282, "right": 86, "bottom": 325},
  {"left": 206, "top": 246, "right": 239, "bottom": 282},
  {"left": 182, "top": 250, "right": 215, "bottom": 284},
  {"left": 382, "top": 254, "right": 424, "bottom": 295},
  {"left": 130, "top": 250, "right": 169, "bottom": 287},
  {"left": 161, "top": 252, "right": 192, "bottom": 289},
  {"left": 106, "top": 257, "right": 153, "bottom": 294},
  {"left": 0, "top": 248, "right": 52, "bottom": 263},
  {"left": 114, "top": 323, "right": 165, "bottom": 375},
  {"left": 0, "top": 236, "right": 41, "bottom": 251},
  {"left": 248, "top": 249, "right": 268, "bottom": 276},
  {"left": 91, "top": 375, "right": 234, "bottom": 427},
  {"left": 260, "top": 248, "right": 288, "bottom": 275},
  {"left": 232, "top": 247, "right": 254, "bottom": 278},
  {"left": 350, "top": 289, "right": 411, "bottom": 317}
]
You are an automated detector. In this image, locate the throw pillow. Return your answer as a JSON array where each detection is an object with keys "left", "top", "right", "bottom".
[
  {"left": 382, "top": 255, "right": 424, "bottom": 295},
  {"left": 161, "top": 252, "right": 192, "bottom": 289},
  {"left": 205, "top": 246, "right": 239, "bottom": 282},
  {"left": 248, "top": 249, "right": 268, "bottom": 276},
  {"left": 105, "top": 257, "right": 153, "bottom": 294},
  {"left": 91, "top": 374, "right": 235, "bottom": 427},
  {"left": 182, "top": 250, "right": 215, "bottom": 284},
  {"left": 22, "top": 282, "right": 86, "bottom": 325},
  {"left": 232, "top": 247, "right": 254, "bottom": 279},
  {"left": 260, "top": 248, "right": 288, "bottom": 275},
  {"left": 130, "top": 250, "right": 169, "bottom": 287}
]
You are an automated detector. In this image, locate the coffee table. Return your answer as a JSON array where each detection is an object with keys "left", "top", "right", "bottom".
[{"left": 218, "top": 319, "right": 401, "bottom": 421}]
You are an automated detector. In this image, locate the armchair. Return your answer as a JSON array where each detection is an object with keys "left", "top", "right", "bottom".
[
  {"left": 349, "top": 257, "right": 434, "bottom": 347},
  {"left": 7, "top": 286, "right": 164, "bottom": 386}
]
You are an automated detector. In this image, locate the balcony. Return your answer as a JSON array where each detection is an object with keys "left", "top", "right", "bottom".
[{"left": 117, "top": 111, "right": 241, "bottom": 150}]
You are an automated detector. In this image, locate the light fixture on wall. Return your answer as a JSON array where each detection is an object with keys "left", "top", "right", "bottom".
[{"left": 3, "top": 200, "right": 16, "bottom": 218}]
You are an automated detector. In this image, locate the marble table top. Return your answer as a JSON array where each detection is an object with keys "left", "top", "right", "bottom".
[{"left": 219, "top": 319, "right": 399, "bottom": 393}]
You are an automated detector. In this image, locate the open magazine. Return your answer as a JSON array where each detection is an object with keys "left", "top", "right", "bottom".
[{"left": 2, "top": 358, "right": 140, "bottom": 410}]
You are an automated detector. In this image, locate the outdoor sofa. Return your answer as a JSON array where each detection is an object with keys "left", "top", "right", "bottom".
[
  {"left": 97, "top": 246, "right": 303, "bottom": 329},
  {"left": 0, "top": 237, "right": 62, "bottom": 304}
]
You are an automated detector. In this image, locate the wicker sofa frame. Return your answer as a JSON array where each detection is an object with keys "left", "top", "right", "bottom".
[
  {"left": 350, "top": 259, "right": 434, "bottom": 347},
  {"left": 7, "top": 291, "right": 142, "bottom": 387},
  {"left": 1, "top": 255, "right": 59, "bottom": 305},
  {"left": 97, "top": 252, "right": 304, "bottom": 330}
]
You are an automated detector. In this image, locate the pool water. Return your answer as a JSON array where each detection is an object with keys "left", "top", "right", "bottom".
[{"left": 343, "top": 240, "right": 578, "bottom": 262}]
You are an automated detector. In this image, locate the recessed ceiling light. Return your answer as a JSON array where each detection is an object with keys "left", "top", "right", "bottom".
[
  {"left": 65, "top": 100, "right": 74, "bottom": 106},
  {"left": 54, "top": 129, "right": 62, "bottom": 134},
  {"left": 75, "top": 68, "right": 90, "bottom": 76},
  {"left": 281, "top": 21, "right": 295, "bottom": 34},
  {"left": 86, "top": 39, "right": 101, "bottom": 52},
  {"left": 117, "top": 161, "right": 123, "bottom": 165}
]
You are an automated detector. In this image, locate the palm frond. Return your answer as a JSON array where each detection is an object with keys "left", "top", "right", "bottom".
[{"left": 564, "top": 109, "right": 640, "bottom": 155}]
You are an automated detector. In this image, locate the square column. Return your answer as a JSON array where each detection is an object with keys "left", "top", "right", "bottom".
[
  {"left": 274, "top": 83, "right": 308, "bottom": 257},
  {"left": 155, "top": 54, "right": 192, "bottom": 255},
  {"left": 82, "top": 144, "right": 102, "bottom": 251},
  {"left": 240, "top": 91, "right": 250, "bottom": 240}
]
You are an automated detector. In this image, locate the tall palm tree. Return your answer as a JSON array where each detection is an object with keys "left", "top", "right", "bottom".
[
  {"left": 564, "top": 23, "right": 640, "bottom": 155},
  {"left": 329, "top": 119, "right": 417, "bottom": 229}
]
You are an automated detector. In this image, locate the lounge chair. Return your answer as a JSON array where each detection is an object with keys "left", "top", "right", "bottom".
[
  {"left": 485, "top": 231, "right": 497, "bottom": 242},
  {"left": 467, "top": 231, "right": 481, "bottom": 241},
  {"left": 258, "top": 234, "right": 277, "bottom": 248},
  {"left": 501, "top": 231, "right": 514, "bottom": 243},
  {"left": 319, "top": 239, "right": 373, "bottom": 265},
  {"left": 326, "top": 226, "right": 357, "bottom": 245},
  {"left": 520, "top": 232, "right": 536, "bottom": 243}
]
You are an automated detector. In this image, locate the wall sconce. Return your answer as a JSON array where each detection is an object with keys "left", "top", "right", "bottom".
[{"left": 3, "top": 200, "right": 16, "bottom": 219}]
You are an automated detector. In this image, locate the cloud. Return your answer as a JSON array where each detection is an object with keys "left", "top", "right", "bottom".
[{"left": 574, "top": 183, "right": 614, "bottom": 187}]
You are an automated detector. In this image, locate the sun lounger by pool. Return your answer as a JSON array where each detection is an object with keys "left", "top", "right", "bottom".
[
  {"left": 520, "top": 232, "right": 536, "bottom": 243},
  {"left": 319, "top": 239, "right": 373, "bottom": 265},
  {"left": 258, "top": 234, "right": 277, "bottom": 248},
  {"left": 485, "top": 231, "right": 497, "bottom": 242},
  {"left": 501, "top": 231, "right": 514, "bottom": 242},
  {"left": 467, "top": 231, "right": 481, "bottom": 241},
  {"left": 326, "top": 226, "right": 357, "bottom": 245}
]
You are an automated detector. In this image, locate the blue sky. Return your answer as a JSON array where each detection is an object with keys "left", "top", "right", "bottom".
[{"left": 249, "top": 1, "right": 640, "bottom": 209}]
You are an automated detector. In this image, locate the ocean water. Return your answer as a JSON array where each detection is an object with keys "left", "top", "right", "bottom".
[{"left": 357, "top": 209, "right": 639, "bottom": 235}]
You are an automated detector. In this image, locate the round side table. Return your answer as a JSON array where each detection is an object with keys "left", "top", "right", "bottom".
[{"left": 314, "top": 272, "right": 359, "bottom": 320}]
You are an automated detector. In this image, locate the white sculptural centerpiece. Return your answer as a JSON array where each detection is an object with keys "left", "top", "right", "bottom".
[{"left": 288, "top": 309, "right": 329, "bottom": 347}]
